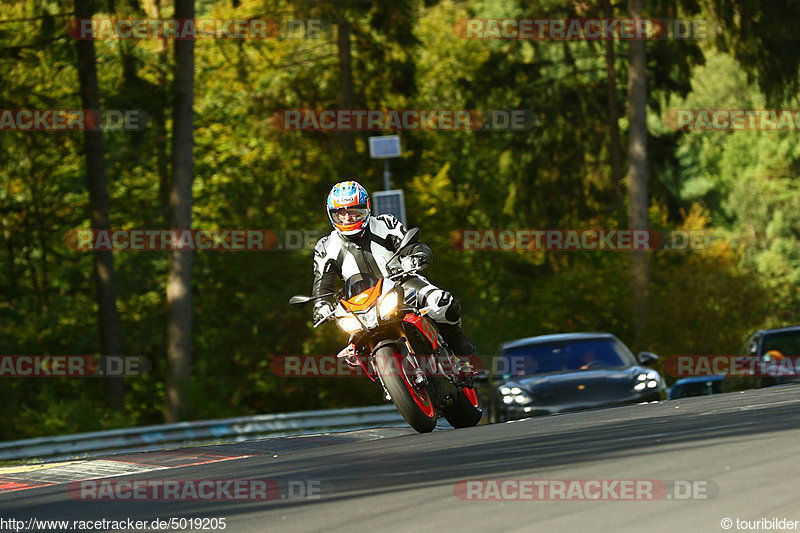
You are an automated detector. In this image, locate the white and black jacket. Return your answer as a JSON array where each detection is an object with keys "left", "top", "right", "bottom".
[{"left": 311, "top": 214, "right": 432, "bottom": 304}]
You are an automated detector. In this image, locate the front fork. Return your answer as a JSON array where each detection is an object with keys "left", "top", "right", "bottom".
[
  {"left": 369, "top": 330, "right": 474, "bottom": 407},
  {"left": 371, "top": 334, "right": 425, "bottom": 401}
]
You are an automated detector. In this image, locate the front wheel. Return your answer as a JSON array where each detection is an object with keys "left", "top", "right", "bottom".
[
  {"left": 374, "top": 345, "right": 437, "bottom": 433},
  {"left": 442, "top": 387, "right": 482, "bottom": 428}
]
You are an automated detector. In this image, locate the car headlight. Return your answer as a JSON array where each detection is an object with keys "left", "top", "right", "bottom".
[
  {"left": 378, "top": 289, "right": 400, "bottom": 319},
  {"left": 337, "top": 315, "right": 363, "bottom": 334},
  {"left": 500, "top": 386, "right": 531, "bottom": 405},
  {"left": 634, "top": 372, "right": 661, "bottom": 392}
]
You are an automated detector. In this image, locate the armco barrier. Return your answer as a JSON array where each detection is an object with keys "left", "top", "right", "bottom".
[{"left": 0, "top": 404, "right": 406, "bottom": 462}]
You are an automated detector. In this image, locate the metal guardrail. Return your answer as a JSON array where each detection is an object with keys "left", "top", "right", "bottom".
[{"left": 0, "top": 405, "right": 406, "bottom": 463}]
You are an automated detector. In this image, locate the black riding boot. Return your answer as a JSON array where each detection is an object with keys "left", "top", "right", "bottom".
[
  {"left": 437, "top": 322, "right": 477, "bottom": 357},
  {"left": 437, "top": 322, "right": 477, "bottom": 380}
]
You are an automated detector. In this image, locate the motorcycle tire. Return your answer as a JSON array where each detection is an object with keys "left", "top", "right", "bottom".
[
  {"left": 442, "top": 387, "right": 482, "bottom": 428},
  {"left": 374, "top": 345, "right": 438, "bottom": 433}
]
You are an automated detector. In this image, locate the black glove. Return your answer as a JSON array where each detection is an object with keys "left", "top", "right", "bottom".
[
  {"left": 400, "top": 243, "right": 432, "bottom": 271},
  {"left": 400, "top": 254, "right": 425, "bottom": 271}
]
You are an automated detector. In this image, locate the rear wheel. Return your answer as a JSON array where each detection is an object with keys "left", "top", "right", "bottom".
[
  {"left": 442, "top": 387, "right": 482, "bottom": 428},
  {"left": 374, "top": 345, "right": 437, "bottom": 433}
]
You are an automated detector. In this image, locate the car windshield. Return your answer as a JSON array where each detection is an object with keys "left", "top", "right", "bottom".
[
  {"left": 343, "top": 273, "right": 380, "bottom": 299},
  {"left": 671, "top": 378, "right": 723, "bottom": 399},
  {"left": 761, "top": 331, "right": 800, "bottom": 356},
  {"left": 502, "top": 339, "right": 632, "bottom": 376}
]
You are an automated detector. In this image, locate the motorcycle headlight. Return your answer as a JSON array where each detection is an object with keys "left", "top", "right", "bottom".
[
  {"left": 378, "top": 289, "right": 400, "bottom": 319},
  {"left": 361, "top": 308, "right": 379, "bottom": 329},
  {"left": 337, "top": 315, "right": 363, "bottom": 334}
]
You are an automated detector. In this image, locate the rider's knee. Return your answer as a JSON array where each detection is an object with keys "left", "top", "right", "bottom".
[{"left": 443, "top": 294, "right": 462, "bottom": 323}]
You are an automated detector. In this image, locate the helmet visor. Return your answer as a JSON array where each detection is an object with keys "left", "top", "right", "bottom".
[{"left": 331, "top": 207, "right": 369, "bottom": 225}]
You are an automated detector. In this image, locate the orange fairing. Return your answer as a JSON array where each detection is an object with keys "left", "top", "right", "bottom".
[{"left": 342, "top": 279, "right": 383, "bottom": 313}]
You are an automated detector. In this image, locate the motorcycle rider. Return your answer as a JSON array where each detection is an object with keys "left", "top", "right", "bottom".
[{"left": 311, "top": 180, "right": 476, "bottom": 358}]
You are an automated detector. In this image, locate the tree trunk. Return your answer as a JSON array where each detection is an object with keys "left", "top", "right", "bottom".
[
  {"left": 166, "top": 0, "right": 195, "bottom": 423},
  {"left": 603, "top": 0, "right": 624, "bottom": 213},
  {"left": 627, "top": 0, "right": 650, "bottom": 346},
  {"left": 144, "top": 0, "right": 170, "bottom": 222},
  {"left": 74, "top": 0, "right": 124, "bottom": 410},
  {"left": 336, "top": 13, "right": 356, "bottom": 152}
]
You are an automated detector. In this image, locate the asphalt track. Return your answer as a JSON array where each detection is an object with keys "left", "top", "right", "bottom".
[{"left": 2, "top": 385, "right": 799, "bottom": 533}]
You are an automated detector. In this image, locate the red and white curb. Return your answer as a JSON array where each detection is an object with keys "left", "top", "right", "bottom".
[{"left": 0, "top": 450, "right": 255, "bottom": 493}]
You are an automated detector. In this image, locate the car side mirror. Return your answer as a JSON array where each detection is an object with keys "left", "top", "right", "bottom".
[{"left": 637, "top": 351, "right": 659, "bottom": 366}]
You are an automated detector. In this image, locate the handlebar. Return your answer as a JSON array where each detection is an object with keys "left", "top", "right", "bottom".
[
  {"left": 312, "top": 267, "right": 421, "bottom": 328},
  {"left": 313, "top": 311, "right": 335, "bottom": 328},
  {"left": 388, "top": 266, "right": 422, "bottom": 281}
]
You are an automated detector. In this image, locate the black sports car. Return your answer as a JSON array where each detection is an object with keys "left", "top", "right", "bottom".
[
  {"left": 728, "top": 326, "right": 800, "bottom": 388},
  {"left": 668, "top": 375, "right": 725, "bottom": 399},
  {"left": 486, "top": 332, "right": 665, "bottom": 423}
]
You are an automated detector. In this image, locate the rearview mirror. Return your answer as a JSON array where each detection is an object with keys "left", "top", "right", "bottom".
[
  {"left": 398, "top": 227, "right": 420, "bottom": 251},
  {"left": 387, "top": 228, "right": 421, "bottom": 265},
  {"left": 289, "top": 295, "right": 313, "bottom": 307},
  {"left": 289, "top": 293, "right": 335, "bottom": 307}
]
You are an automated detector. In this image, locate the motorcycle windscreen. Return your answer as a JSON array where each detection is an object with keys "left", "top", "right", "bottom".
[
  {"left": 342, "top": 273, "right": 383, "bottom": 313},
  {"left": 344, "top": 273, "right": 380, "bottom": 298}
]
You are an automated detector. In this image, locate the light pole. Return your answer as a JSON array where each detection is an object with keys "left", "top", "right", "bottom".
[{"left": 368, "top": 135, "right": 406, "bottom": 225}]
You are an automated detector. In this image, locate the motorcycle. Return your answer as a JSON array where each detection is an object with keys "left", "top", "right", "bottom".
[{"left": 289, "top": 228, "right": 482, "bottom": 433}]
